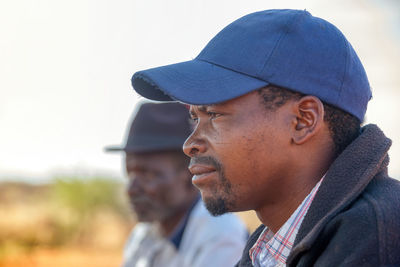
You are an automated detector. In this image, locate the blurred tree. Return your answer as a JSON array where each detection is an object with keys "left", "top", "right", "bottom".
[
  {"left": 50, "top": 176, "right": 131, "bottom": 245},
  {"left": 52, "top": 177, "right": 127, "bottom": 217}
]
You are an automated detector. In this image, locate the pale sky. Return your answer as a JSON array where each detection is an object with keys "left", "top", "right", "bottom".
[{"left": 1, "top": 0, "right": 399, "bottom": 182}]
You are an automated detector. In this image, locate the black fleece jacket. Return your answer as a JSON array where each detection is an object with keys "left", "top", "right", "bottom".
[{"left": 236, "top": 124, "right": 400, "bottom": 267}]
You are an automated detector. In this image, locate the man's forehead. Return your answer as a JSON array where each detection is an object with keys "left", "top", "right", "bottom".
[
  {"left": 126, "top": 152, "right": 159, "bottom": 163},
  {"left": 188, "top": 91, "right": 260, "bottom": 113},
  {"left": 126, "top": 151, "right": 182, "bottom": 162},
  {"left": 189, "top": 105, "right": 208, "bottom": 113}
]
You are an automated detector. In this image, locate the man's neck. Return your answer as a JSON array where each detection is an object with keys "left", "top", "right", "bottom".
[
  {"left": 255, "top": 182, "right": 317, "bottom": 233},
  {"left": 255, "top": 154, "right": 333, "bottom": 233},
  {"left": 159, "top": 193, "right": 199, "bottom": 237}
]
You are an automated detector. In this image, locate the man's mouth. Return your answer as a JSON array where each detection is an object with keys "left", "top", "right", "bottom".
[
  {"left": 188, "top": 164, "right": 217, "bottom": 184},
  {"left": 130, "top": 197, "right": 152, "bottom": 208}
]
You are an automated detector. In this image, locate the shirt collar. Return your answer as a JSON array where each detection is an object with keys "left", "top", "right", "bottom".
[
  {"left": 169, "top": 195, "right": 200, "bottom": 249},
  {"left": 250, "top": 177, "right": 324, "bottom": 266}
]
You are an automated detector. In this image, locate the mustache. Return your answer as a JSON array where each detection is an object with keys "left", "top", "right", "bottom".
[
  {"left": 189, "top": 156, "right": 223, "bottom": 173},
  {"left": 129, "top": 197, "right": 156, "bottom": 211},
  {"left": 128, "top": 194, "right": 153, "bottom": 205}
]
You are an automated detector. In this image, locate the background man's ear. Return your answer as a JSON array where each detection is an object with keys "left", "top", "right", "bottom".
[{"left": 292, "top": 96, "right": 325, "bottom": 145}]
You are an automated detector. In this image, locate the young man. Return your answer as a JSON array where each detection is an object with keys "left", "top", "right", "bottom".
[
  {"left": 106, "top": 102, "right": 247, "bottom": 267},
  {"left": 129, "top": 9, "right": 400, "bottom": 267}
]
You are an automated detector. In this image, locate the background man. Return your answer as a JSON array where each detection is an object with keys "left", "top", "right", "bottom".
[
  {"left": 106, "top": 102, "right": 248, "bottom": 267},
  {"left": 129, "top": 9, "right": 400, "bottom": 267}
]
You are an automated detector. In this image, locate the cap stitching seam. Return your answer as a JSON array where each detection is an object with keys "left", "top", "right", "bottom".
[
  {"left": 195, "top": 58, "right": 267, "bottom": 83},
  {"left": 258, "top": 11, "right": 305, "bottom": 77},
  {"left": 337, "top": 32, "right": 349, "bottom": 106}
]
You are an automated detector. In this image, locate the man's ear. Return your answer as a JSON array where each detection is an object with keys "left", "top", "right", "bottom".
[{"left": 292, "top": 96, "right": 325, "bottom": 145}]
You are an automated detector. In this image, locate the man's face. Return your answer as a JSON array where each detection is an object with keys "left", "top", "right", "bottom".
[
  {"left": 184, "top": 91, "right": 294, "bottom": 216},
  {"left": 125, "top": 151, "right": 191, "bottom": 222}
]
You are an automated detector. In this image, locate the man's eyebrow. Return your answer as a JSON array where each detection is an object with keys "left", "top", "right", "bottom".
[
  {"left": 189, "top": 104, "right": 218, "bottom": 116},
  {"left": 198, "top": 105, "right": 207, "bottom": 112},
  {"left": 197, "top": 104, "right": 217, "bottom": 112}
]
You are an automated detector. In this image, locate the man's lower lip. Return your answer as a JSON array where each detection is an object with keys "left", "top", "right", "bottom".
[{"left": 192, "top": 171, "right": 217, "bottom": 186}]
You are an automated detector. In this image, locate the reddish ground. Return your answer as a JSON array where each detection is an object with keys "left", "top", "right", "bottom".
[{"left": 0, "top": 247, "right": 122, "bottom": 267}]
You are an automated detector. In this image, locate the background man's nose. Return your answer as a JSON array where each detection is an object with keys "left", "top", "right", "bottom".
[{"left": 127, "top": 176, "right": 143, "bottom": 197}]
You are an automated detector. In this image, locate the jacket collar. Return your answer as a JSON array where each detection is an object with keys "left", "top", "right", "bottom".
[{"left": 287, "top": 124, "right": 391, "bottom": 264}]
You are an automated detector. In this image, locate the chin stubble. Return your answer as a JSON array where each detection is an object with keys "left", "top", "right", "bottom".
[
  {"left": 205, "top": 196, "right": 229, "bottom": 216},
  {"left": 190, "top": 156, "right": 233, "bottom": 216}
]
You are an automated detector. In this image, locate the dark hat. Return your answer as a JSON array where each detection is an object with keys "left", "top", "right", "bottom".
[
  {"left": 105, "top": 102, "right": 191, "bottom": 153},
  {"left": 131, "top": 9, "right": 371, "bottom": 121}
]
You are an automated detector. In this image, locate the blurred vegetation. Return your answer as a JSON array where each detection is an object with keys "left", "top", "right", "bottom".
[
  {"left": 0, "top": 176, "right": 134, "bottom": 262},
  {"left": 0, "top": 176, "right": 261, "bottom": 266},
  {"left": 49, "top": 176, "right": 132, "bottom": 246},
  {"left": 52, "top": 176, "right": 127, "bottom": 217}
]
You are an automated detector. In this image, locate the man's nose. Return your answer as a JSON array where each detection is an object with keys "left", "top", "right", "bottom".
[
  {"left": 183, "top": 130, "right": 207, "bottom": 157},
  {"left": 127, "top": 176, "right": 143, "bottom": 197}
]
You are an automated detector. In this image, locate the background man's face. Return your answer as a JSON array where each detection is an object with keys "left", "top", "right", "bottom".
[
  {"left": 125, "top": 151, "right": 191, "bottom": 222},
  {"left": 184, "top": 91, "right": 294, "bottom": 215}
]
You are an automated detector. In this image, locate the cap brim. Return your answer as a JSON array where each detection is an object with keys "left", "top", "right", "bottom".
[
  {"left": 104, "top": 143, "right": 184, "bottom": 154},
  {"left": 104, "top": 145, "right": 125, "bottom": 152},
  {"left": 132, "top": 59, "right": 268, "bottom": 105}
]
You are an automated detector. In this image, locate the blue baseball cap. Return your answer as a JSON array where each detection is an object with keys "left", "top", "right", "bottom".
[{"left": 132, "top": 9, "right": 371, "bottom": 121}]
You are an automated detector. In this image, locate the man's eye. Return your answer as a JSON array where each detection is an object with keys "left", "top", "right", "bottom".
[{"left": 207, "top": 111, "right": 221, "bottom": 119}]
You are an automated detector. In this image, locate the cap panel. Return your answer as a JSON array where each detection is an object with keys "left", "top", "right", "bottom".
[
  {"left": 337, "top": 41, "right": 372, "bottom": 121},
  {"left": 260, "top": 13, "right": 346, "bottom": 105},
  {"left": 197, "top": 9, "right": 302, "bottom": 78}
]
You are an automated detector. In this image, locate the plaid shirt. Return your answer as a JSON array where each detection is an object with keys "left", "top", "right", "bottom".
[{"left": 249, "top": 178, "right": 323, "bottom": 267}]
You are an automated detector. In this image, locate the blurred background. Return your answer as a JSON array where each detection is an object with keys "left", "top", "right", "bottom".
[{"left": 0, "top": 0, "right": 399, "bottom": 266}]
